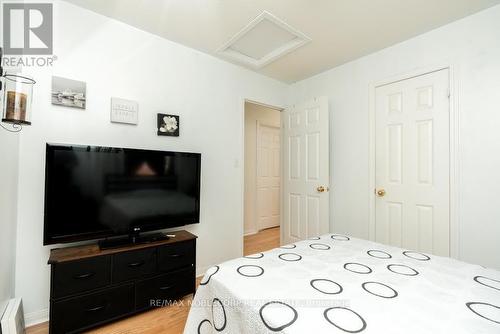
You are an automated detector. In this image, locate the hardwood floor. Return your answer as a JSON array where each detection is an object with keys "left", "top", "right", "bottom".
[
  {"left": 243, "top": 226, "right": 280, "bottom": 256},
  {"left": 26, "top": 227, "right": 280, "bottom": 334}
]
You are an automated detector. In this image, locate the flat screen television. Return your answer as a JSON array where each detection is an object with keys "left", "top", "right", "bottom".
[{"left": 44, "top": 144, "right": 201, "bottom": 248}]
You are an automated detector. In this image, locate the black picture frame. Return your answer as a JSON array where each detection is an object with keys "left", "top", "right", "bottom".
[{"left": 157, "top": 113, "right": 179, "bottom": 137}]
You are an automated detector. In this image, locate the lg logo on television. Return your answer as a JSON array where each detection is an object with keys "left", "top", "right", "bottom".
[{"left": 2, "top": 3, "right": 53, "bottom": 55}]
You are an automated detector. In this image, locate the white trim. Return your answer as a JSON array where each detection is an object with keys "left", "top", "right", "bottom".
[
  {"left": 368, "top": 63, "right": 460, "bottom": 259},
  {"left": 448, "top": 64, "right": 461, "bottom": 260},
  {"left": 244, "top": 230, "right": 258, "bottom": 237},
  {"left": 369, "top": 84, "right": 376, "bottom": 241},
  {"left": 253, "top": 120, "right": 259, "bottom": 234},
  {"left": 24, "top": 308, "right": 48, "bottom": 327},
  {"left": 279, "top": 112, "right": 285, "bottom": 246},
  {"left": 239, "top": 99, "right": 246, "bottom": 258},
  {"left": 217, "top": 11, "right": 311, "bottom": 69},
  {"left": 245, "top": 99, "right": 284, "bottom": 112}
]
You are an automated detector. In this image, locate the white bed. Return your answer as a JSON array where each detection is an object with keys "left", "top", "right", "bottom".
[{"left": 184, "top": 234, "right": 500, "bottom": 333}]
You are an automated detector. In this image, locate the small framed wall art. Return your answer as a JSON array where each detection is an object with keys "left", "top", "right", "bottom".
[
  {"left": 110, "top": 97, "right": 138, "bottom": 125},
  {"left": 51, "top": 76, "right": 86, "bottom": 109},
  {"left": 157, "top": 113, "right": 179, "bottom": 137}
]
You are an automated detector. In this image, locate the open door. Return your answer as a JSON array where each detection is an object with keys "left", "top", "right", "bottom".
[{"left": 282, "top": 97, "right": 330, "bottom": 244}]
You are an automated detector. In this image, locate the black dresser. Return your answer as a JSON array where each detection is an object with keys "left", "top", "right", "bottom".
[{"left": 48, "top": 231, "right": 197, "bottom": 334}]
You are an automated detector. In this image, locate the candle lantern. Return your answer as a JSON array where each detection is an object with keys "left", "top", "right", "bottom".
[{"left": 2, "top": 74, "right": 36, "bottom": 125}]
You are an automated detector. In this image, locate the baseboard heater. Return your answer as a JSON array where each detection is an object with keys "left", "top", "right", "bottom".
[{"left": 0, "top": 298, "right": 25, "bottom": 334}]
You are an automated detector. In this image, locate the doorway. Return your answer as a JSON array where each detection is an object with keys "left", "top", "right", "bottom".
[
  {"left": 243, "top": 101, "right": 282, "bottom": 255},
  {"left": 373, "top": 68, "right": 451, "bottom": 256},
  {"left": 243, "top": 97, "right": 331, "bottom": 255}
]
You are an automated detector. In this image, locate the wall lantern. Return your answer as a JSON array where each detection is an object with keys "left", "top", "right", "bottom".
[{"left": 0, "top": 47, "right": 36, "bottom": 133}]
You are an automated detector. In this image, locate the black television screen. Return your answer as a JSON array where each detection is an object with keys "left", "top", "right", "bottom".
[{"left": 44, "top": 144, "right": 201, "bottom": 245}]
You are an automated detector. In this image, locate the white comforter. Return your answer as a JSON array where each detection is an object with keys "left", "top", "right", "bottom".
[{"left": 184, "top": 234, "right": 500, "bottom": 333}]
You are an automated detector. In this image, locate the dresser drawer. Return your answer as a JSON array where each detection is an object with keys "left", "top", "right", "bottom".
[
  {"left": 112, "top": 248, "right": 156, "bottom": 283},
  {"left": 52, "top": 256, "right": 111, "bottom": 299},
  {"left": 158, "top": 241, "right": 194, "bottom": 272},
  {"left": 51, "top": 283, "right": 134, "bottom": 334},
  {"left": 135, "top": 268, "right": 194, "bottom": 311}
]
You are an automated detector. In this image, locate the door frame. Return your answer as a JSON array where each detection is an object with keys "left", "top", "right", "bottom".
[
  {"left": 240, "top": 98, "right": 285, "bottom": 256},
  {"left": 368, "top": 64, "right": 461, "bottom": 259},
  {"left": 256, "top": 121, "right": 281, "bottom": 232}
]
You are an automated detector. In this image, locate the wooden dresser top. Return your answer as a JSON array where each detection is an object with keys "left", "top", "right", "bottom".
[{"left": 48, "top": 230, "right": 197, "bottom": 264}]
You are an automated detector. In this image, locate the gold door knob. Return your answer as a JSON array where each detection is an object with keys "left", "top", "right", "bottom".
[
  {"left": 317, "top": 186, "right": 330, "bottom": 193},
  {"left": 376, "top": 189, "right": 386, "bottom": 197}
]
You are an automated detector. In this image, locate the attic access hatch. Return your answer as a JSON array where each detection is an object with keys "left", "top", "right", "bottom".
[{"left": 217, "top": 11, "right": 311, "bottom": 69}]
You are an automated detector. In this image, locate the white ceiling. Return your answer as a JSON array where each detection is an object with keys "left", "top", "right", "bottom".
[
  {"left": 217, "top": 11, "right": 311, "bottom": 69},
  {"left": 65, "top": 0, "right": 500, "bottom": 83}
]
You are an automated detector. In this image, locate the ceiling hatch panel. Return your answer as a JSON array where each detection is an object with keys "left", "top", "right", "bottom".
[{"left": 218, "top": 11, "right": 311, "bottom": 69}]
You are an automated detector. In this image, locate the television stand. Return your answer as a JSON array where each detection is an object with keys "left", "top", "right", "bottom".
[
  {"left": 48, "top": 230, "right": 197, "bottom": 334},
  {"left": 98, "top": 232, "right": 169, "bottom": 250}
]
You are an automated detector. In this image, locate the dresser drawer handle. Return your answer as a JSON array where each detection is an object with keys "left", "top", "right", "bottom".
[
  {"left": 128, "top": 260, "right": 145, "bottom": 268},
  {"left": 165, "top": 254, "right": 182, "bottom": 258},
  {"left": 74, "top": 272, "right": 95, "bottom": 280},
  {"left": 159, "top": 285, "right": 174, "bottom": 291},
  {"left": 85, "top": 304, "right": 107, "bottom": 313}
]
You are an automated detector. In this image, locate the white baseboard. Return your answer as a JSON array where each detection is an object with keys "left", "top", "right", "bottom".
[
  {"left": 24, "top": 308, "right": 48, "bottom": 327},
  {"left": 244, "top": 230, "right": 258, "bottom": 236}
]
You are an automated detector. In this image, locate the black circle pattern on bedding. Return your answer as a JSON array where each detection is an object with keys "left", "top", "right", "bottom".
[
  {"left": 324, "top": 307, "right": 367, "bottom": 333},
  {"left": 259, "top": 301, "right": 298, "bottom": 331}
]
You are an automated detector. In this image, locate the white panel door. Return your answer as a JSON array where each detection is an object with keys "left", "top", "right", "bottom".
[
  {"left": 283, "top": 97, "right": 330, "bottom": 244},
  {"left": 375, "top": 69, "right": 450, "bottom": 256},
  {"left": 257, "top": 123, "right": 281, "bottom": 230}
]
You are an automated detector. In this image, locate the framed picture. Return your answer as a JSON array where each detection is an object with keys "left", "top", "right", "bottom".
[
  {"left": 110, "top": 97, "right": 138, "bottom": 125},
  {"left": 51, "top": 76, "right": 86, "bottom": 109},
  {"left": 157, "top": 114, "right": 179, "bottom": 136}
]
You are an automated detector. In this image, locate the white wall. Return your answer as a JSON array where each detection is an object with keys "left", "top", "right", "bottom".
[
  {"left": 288, "top": 4, "right": 500, "bottom": 269},
  {"left": 13, "top": 1, "right": 287, "bottom": 323},
  {"left": 244, "top": 102, "right": 281, "bottom": 235},
  {"left": 0, "top": 132, "right": 19, "bottom": 317},
  {"left": 10, "top": 0, "right": 500, "bottom": 324}
]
